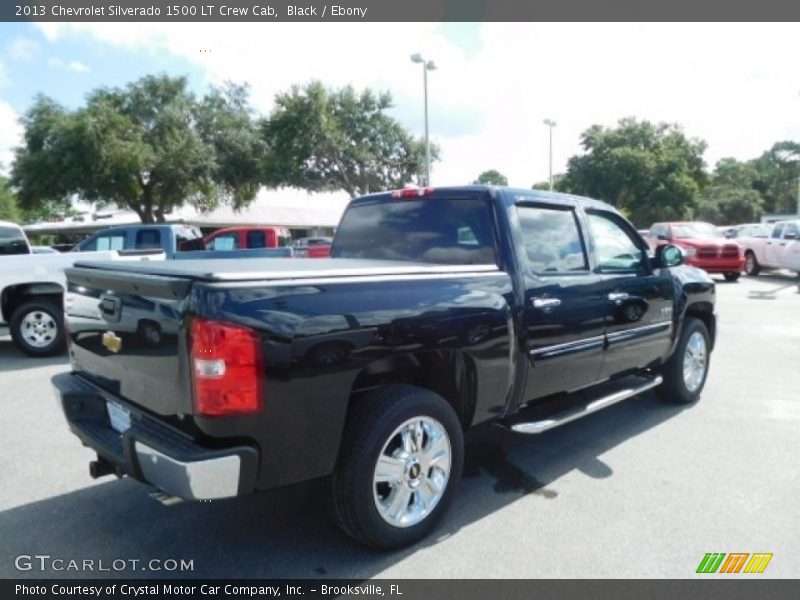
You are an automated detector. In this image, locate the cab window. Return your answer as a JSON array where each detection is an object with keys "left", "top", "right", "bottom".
[
  {"left": 208, "top": 233, "right": 239, "bottom": 251},
  {"left": 516, "top": 205, "right": 588, "bottom": 273},
  {"left": 84, "top": 233, "right": 126, "bottom": 251},
  {"left": 587, "top": 211, "right": 645, "bottom": 272},
  {"left": 770, "top": 224, "right": 785, "bottom": 239},
  {"left": 0, "top": 226, "right": 29, "bottom": 255},
  {"left": 247, "top": 230, "right": 266, "bottom": 248},
  {"left": 135, "top": 229, "right": 162, "bottom": 249}
]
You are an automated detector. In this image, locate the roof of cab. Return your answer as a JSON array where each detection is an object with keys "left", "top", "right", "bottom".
[{"left": 347, "top": 185, "right": 616, "bottom": 212}]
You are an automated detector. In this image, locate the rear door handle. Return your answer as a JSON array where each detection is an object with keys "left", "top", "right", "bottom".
[
  {"left": 532, "top": 297, "right": 561, "bottom": 309},
  {"left": 608, "top": 292, "right": 630, "bottom": 302}
]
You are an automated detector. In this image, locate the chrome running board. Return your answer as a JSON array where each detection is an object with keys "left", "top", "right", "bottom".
[{"left": 508, "top": 374, "right": 663, "bottom": 435}]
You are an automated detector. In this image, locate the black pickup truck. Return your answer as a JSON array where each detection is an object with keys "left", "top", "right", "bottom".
[{"left": 53, "top": 186, "right": 716, "bottom": 548}]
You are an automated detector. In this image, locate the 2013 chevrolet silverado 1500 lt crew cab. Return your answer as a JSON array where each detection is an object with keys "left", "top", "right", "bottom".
[{"left": 53, "top": 187, "right": 717, "bottom": 548}]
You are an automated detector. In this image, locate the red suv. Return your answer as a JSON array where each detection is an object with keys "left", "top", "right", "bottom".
[{"left": 647, "top": 222, "right": 744, "bottom": 281}]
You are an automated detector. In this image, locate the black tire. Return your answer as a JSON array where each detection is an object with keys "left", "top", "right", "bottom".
[
  {"left": 723, "top": 272, "right": 740, "bottom": 282},
  {"left": 331, "top": 384, "right": 464, "bottom": 549},
  {"left": 657, "top": 317, "right": 710, "bottom": 405},
  {"left": 10, "top": 299, "right": 66, "bottom": 357},
  {"left": 744, "top": 251, "right": 760, "bottom": 276}
]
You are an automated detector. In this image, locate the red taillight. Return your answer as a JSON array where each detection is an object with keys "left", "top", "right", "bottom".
[
  {"left": 390, "top": 187, "right": 434, "bottom": 199},
  {"left": 189, "top": 317, "right": 263, "bottom": 417}
]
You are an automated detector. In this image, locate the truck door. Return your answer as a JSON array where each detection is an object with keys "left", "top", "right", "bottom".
[
  {"left": 518, "top": 203, "right": 606, "bottom": 401},
  {"left": 765, "top": 223, "right": 785, "bottom": 267},
  {"left": 584, "top": 209, "right": 674, "bottom": 379},
  {"left": 777, "top": 222, "right": 800, "bottom": 270}
]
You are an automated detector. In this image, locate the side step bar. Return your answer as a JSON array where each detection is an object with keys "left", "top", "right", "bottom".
[{"left": 507, "top": 374, "right": 663, "bottom": 435}]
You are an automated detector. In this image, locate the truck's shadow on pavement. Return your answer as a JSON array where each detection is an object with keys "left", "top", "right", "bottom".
[
  {"left": 0, "top": 392, "right": 685, "bottom": 579},
  {"left": 0, "top": 339, "right": 68, "bottom": 373}
]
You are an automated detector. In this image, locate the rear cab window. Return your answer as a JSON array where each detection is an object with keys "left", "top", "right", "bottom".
[
  {"left": 0, "top": 226, "right": 29, "bottom": 255},
  {"left": 332, "top": 195, "right": 497, "bottom": 265}
]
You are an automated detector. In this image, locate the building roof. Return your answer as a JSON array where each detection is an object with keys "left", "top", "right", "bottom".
[{"left": 23, "top": 188, "right": 350, "bottom": 235}]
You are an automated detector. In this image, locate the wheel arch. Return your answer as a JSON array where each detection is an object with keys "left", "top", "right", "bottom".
[
  {"left": 683, "top": 301, "right": 716, "bottom": 350},
  {"left": 347, "top": 349, "right": 478, "bottom": 432},
  {"left": 1, "top": 282, "right": 64, "bottom": 322}
]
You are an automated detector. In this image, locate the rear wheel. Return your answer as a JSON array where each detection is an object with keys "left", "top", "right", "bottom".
[
  {"left": 723, "top": 272, "right": 740, "bottom": 282},
  {"left": 744, "top": 251, "right": 760, "bottom": 276},
  {"left": 331, "top": 385, "right": 464, "bottom": 549},
  {"left": 10, "top": 299, "right": 66, "bottom": 357},
  {"left": 658, "top": 317, "right": 710, "bottom": 405},
  {"left": 137, "top": 321, "right": 162, "bottom": 347}
]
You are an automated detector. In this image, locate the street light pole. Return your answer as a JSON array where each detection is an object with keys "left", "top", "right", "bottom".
[
  {"left": 411, "top": 53, "right": 436, "bottom": 186},
  {"left": 543, "top": 119, "right": 557, "bottom": 191}
]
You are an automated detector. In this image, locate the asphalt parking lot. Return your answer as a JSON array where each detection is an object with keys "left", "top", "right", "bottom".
[{"left": 1, "top": 273, "right": 798, "bottom": 579}]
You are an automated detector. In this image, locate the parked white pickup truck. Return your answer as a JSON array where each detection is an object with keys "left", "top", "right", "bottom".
[
  {"left": 0, "top": 219, "right": 163, "bottom": 356},
  {"left": 741, "top": 220, "right": 800, "bottom": 276}
]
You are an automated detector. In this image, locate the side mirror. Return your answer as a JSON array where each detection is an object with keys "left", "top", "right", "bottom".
[
  {"left": 653, "top": 244, "right": 684, "bottom": 269},
  {"left": 656, "top": 234, "right": 670, "bottom": 241},
  {"left": 784, "top": 233, "right": 798, "bottom": 240}
]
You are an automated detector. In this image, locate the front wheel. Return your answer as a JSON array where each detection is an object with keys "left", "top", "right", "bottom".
[
  {"left": 331, "top": 385, "right": 464, "bottom": 549},
  {"left": 658, "top": 317, "right": 710, "bottom": 405},
  {"left": 744, "top": 251, "right": 760, "bottom": 276},
  {"left": 723, "top": 272, "right": 740, "bottom": 282},
  {"left": 10, "top": 299, "right": 66, "bottom": 357}
]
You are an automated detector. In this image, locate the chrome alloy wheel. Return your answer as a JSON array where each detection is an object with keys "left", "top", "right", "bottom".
[
  {"left": 682, "top": 331, "right": 708, "bottom": 393},
  {"left": 372, "top": 416, "right": 452, "bottom": 528},
  {"left": 21, "top": 310, "right": 57, "bottom": 348}
]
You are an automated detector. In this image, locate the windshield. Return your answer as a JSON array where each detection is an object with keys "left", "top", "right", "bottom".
[
  {"left": 672, "top": 223, "right": 721, "bottom": 239},
  {"left": 735, "top": 224, "right": 772, "bottom": 238},
  {"left": 332, "top": 197, "right": 496, "bottom": 265}
]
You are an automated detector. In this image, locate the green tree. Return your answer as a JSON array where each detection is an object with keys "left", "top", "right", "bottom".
[
  {"left": 263, "top": 81, "right": 434, "bottom": 197},
  {"left": 695, "top": 158, "right": 764, "bottom": 224},
  {"left": 558, "top": 118, "right": 707, "bottom": 227},
  {"left": 0, "top": 176, "right": 21, "bottom": 222},
  {"left": 474, "top": 169, "right": 508, "bottom": 186},
  {"left": 750, "top": 141, "right": 800, "bottom": 215},
  {"left": 11, "top": 75, "right": 264, "bottom": 223}
]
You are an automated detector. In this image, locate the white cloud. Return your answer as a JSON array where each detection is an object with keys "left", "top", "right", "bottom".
[
  {"left": 47, "top": 57, "right": 91, "bottom": 73},
  {"left": 5, "top": 37, "right": 40, "bottom": 61},
  {"left": 31, "top": 23, "right": 800, "bottom": 187},
  {"left": 0, "top": 99, "right": 22, "bottom": 175}
]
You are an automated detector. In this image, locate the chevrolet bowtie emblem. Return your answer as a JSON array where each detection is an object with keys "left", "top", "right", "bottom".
[{"left": 102, "top": 331, "right": 122, "bottom": 353}]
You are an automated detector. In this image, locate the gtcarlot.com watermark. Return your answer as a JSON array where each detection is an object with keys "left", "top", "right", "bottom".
[{"left": 14, "top": 554, "right": 194, "bottom": 573}]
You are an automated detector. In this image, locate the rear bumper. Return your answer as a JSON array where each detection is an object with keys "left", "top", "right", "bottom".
[{"left": 52, "top": 372, "right": 258, "bottom": 500}]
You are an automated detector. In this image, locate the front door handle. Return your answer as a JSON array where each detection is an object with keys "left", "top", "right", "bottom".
[
  {"left": 532, "top": 297, "right": 561, "bottom": 309},
  {"left": 608, "top": 292, "right": 630, "bottom": 303}
]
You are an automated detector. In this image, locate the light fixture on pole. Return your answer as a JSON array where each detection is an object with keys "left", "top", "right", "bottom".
[
  {"left": 411, "top": 53, "right": 436, "bottom": 186},
  {"left": 543, "top": 119, "right": 557, "bottom": 191}
]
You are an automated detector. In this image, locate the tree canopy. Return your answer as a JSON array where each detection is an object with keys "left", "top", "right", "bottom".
[
  {"left": 557, "top": 118, "right": 708, "bottom": 226},
  {"left": 695, "top": 158, "right": 764, "bottom": 224},
  {"left": 474, "top": 169, "right": 508, "bottom": 186},
  {"left": 750, "top": 141, "right": 800, "bottom": 216},
  {"left": 0, "top": 176, "right": 20, "bottom": 223},
  {"left": 263, "top": 81, "right": 433, "bottom": 197},
  {"left": 11, "top": 75, "right": 264, "bottom": 223}
]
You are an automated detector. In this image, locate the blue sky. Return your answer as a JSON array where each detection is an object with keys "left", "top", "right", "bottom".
[
  {"left": 0, "top": 22, "right": 206, "bottom": 110},
  {"left": 1, "top": 22, "right": 799, "bottom": 186}
]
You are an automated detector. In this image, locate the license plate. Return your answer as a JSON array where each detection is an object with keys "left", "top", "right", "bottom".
[{"left": 107, "top": 400, "right": 131, "bottom": 434}]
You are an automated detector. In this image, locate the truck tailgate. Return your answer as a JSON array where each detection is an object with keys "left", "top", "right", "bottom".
[{"left": 65, "top": 266, "right": 194, "bottom": 418}]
